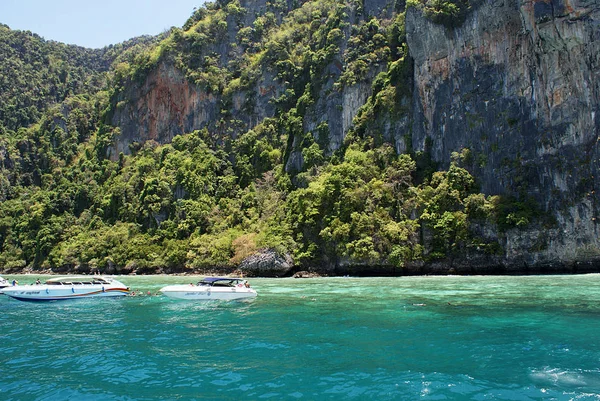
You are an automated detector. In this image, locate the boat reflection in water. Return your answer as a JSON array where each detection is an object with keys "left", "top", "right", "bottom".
[
  {"left": 2, "top": 276, "right": 129, "bottom": 301},
  {"left": 159, "top": 277, "right": 257, "bottom": 301}
]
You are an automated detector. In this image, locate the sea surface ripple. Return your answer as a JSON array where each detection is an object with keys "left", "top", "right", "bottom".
[{"left": 1, "top": 274, "right": 600, "bottom": 400}]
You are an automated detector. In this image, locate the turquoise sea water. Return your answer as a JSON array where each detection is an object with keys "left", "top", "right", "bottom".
[{"left": 1, "top": 274, "right": 600, "bottom": 400}]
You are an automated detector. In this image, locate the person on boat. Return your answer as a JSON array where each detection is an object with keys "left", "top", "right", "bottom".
[
  {"left": 35, "top": 279, "right": 41, "bottom": 285},
  {"left": 12, "top": 279, "right": 17, "bottom": 286},
  {"left": 244, "top": 280, "right": 250, "bottom": 288}
]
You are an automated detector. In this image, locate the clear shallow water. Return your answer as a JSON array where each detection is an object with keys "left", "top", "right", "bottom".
[{"left": 1, "top": 274, "right": 600, "bottom": 400}]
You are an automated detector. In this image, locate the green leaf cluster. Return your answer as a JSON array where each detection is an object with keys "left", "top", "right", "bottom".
[{"left": 406, "top": 0, "right": 471, "bottom": 28}]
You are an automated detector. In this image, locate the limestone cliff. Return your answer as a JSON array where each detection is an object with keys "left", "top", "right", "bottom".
[
  {"left": 108, "top": 0, "right": 600, "bottom": 272},
  {"left": 405, "top": 0, "right": 600, "bottom": 269},
  {"left": 109, "top": 0, "right": 384, "bottom": 166},
  {"left": 111, "top": 62, "right": 217, "bottom": 155}
]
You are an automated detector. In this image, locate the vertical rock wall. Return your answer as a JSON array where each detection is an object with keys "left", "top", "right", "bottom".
[
  {"left": 111, "top": 62, "right": 217, "bottom": 156},
  {"left": 405, "top": 0, "right": 600, "bottom": 267}
]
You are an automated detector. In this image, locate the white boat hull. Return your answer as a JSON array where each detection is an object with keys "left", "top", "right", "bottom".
[
  {"left": 160, "top": 285, "right": 257, "bottom": 301},
  {"left": 2, "top": 284, "right": 129, "bottom": 301}
]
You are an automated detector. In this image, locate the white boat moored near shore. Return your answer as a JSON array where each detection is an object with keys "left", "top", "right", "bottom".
[
  {"left": 160, "top": 277, "right": 257, "bottom": 301},
  {"left": 2, "top": 276, "right": 129, "bottom": 301}
]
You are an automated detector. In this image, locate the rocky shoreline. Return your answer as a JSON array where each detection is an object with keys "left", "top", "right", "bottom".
[
  {"left": 4, "top": 248, "right": 600, "bottom": 278},
  {"left": 4, "top": 258, "right": 600, "bottom": 278}
]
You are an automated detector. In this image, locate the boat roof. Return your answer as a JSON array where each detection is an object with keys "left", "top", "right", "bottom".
[
  {"left": 46, "top": 276, "right": 113, "bottom": 283},
  {"left": 200, "top": 277, "right": 245, "bottom": 283}
]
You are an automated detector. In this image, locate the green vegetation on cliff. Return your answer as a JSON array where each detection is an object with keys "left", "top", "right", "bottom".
[{"left": 406, "top": 0, "right": 471, "bottom": 27}]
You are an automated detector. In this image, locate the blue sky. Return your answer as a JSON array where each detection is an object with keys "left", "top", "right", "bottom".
[{"left": 1, "top": 0, "right": 204, "bottom": 48}]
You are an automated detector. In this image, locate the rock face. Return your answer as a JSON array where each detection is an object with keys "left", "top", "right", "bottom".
[
  {"left": 111, "top": 62, "right": 217, "bottom": 156},
  {"left": 404, "top": 0, "right": 600, "bottom": 268},
  {"left": 407, "top": 0, "right": 600, "bottom": 197},
  {"left": 238, "top": 249, "right": 293, "bottom": 277}
]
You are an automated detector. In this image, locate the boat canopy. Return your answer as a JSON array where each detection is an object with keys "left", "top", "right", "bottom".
[
  {"left": 197, "top": 277, "right": 246, "bottom": 286},
  {"left": 46, "top": 277, "right": 113, "bottom": 285},
  {"left": 201, "top": 277, "right": 244, "bottom": 283}
]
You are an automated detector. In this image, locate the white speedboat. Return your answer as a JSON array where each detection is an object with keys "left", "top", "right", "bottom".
[
  {"left": 2, "top": 276, "right": 129, "bottom": 301},
  {"left": 160, "top": 277, "right": 257, "bottom": 301}
]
